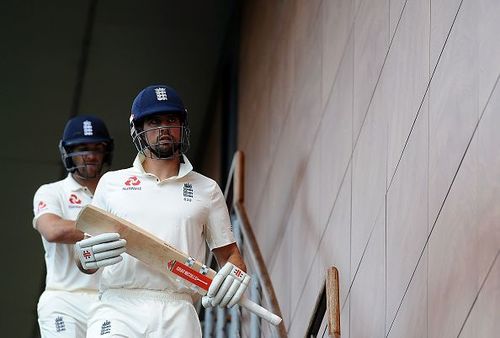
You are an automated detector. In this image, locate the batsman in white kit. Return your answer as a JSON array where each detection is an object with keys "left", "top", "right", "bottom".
[
  {"left": 33, "top": 115, "right": 114, "bottom": 337},
  {"left": 75, "top": 85, "right": 250, "bottom": 337}
]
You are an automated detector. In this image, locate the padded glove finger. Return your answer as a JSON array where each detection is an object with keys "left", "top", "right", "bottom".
[
  {"left": 92, "top": 238, "right": 126, "bottom": 253},
  {"left": 75, "top": 233, "right": 125, "bottom": 270},
  {"left": 206, "top": 262, "right": 233, "bottom": 297},
  {"left": 78, "top": 233, "right": 121, "bottom": 248},
  {"left": 93, "top": 246, "right": 127, "bottom": 261},
  {"left": 227, "top": 274, "right": 251, "bottom": 308},
  {"left": 211, "top": 275, "right": 234, "bottom": 306},
  {"left": 84, "top": 255, "right": 123, "bottom": 269},
  {"left": 219, "top": 278, "right": 241, "bottom": 307}
]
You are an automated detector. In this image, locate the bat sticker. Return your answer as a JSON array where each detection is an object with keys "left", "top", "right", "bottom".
[{"left": 167, "top": 260, "right": 212, "bottom": 291}]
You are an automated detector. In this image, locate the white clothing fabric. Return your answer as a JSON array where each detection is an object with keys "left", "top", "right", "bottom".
[
  {"left": 33, "top": 174, "right": 101, "bottom": 291},
  {"left": 86, "top": 289, "right": 201, "bottom": 337},
  {"left": 37, "top": 289, "right": 99, "bottom": 337},
  {"left": 92, "top": 154, "right": 235, "bottom": 294}
]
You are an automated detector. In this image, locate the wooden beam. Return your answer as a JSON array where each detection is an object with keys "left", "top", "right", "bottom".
[{"left": 326, "top": 267, "right": 341, "bottom": 338}]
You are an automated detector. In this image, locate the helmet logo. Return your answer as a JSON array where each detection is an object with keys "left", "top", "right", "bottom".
[
  {"left": 154, "top": 88, "right": 168, "bottom": 101},
  {"left": 83, "top": 120, "right": 94, "bottom": 136}
]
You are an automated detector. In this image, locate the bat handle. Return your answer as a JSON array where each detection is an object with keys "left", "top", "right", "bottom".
[{"left": 239, "top": 296, "right": 282, "bottom": 326}]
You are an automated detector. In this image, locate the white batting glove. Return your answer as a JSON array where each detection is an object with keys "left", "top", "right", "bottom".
[
  {"left": 75, "top": 233, "right": 126, "bottom": 270},
  {"left": 202, "top": 262, "right": 251, "bottom": 308}
]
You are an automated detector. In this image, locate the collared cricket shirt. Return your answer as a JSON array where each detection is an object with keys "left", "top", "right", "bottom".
[
  {"left": 92, "top": 154, "right": 235, "bottom": 293},
  {"left": 33, "top": 174, "right": 101, "bottom": 291}
]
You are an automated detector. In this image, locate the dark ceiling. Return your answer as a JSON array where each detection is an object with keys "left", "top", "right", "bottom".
[
  {"left": 0, "top": 1, "right": 235, "bottom": 336},
  {"left": 2, "top": 0, "right": 235, "bottom": 168}
]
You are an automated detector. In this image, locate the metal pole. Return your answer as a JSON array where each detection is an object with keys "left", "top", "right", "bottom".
[
  {"left": 228, "top": 305, "right": 241, "bottom": 338},
  {"left": 216, "top": 307, "right": 226, "bottom": 338},
  {"left": 204, "top": 307, "right": 214, "bottom": 338},
  {"left": 250, "top": 275, "right": 261, "bottom": 338}
]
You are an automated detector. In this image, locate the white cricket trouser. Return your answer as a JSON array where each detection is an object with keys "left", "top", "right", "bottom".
[
  {"left": 37, "top": 289, "right": 99, "bottom": 338},
  {"left": 86, "top": 289, "right": 202, "bottom": 338}
]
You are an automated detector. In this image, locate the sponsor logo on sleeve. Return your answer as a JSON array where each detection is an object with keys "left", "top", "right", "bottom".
[{"left": 37, "top": 201, "right": 47, "bottom": 213}]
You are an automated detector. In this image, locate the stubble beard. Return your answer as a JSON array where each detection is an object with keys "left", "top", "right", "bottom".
[
  {"left": 151, "top": 141, "right": 180, "bottom": 159},
  {"left": 76, "top": 163, "right": 102, "bottom": 179}
]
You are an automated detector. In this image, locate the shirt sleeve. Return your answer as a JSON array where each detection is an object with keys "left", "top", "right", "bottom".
[
  {"left": 32, "top": 184, "right": 63, "bottom": 229},
  {"left": 205, "top": 181, "right": 236, "bottom": 250}
]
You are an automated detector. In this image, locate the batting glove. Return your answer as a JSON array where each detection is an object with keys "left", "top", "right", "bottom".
[
  {"left": 202, "top": 262, "right": 251, "bottom": 308},
  {"left": 75, "top": 233, "right": 126, "bottom": 270}
]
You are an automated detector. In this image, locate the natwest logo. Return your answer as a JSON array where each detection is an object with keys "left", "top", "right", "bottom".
[
  {"left": 69, "top": 194, "right": 82, "bottom": 204},
  {"left": 37, "top": 201, "right": 47, "bottom": 213},
  {"left": 68, "top": 193, "right": 83, "bottom": 208},
  {"left": 123, "top": 176, "right": 142, "bottom": 190},
  {"left": 125, "top": 176, "right": 141, "bottom": 186}
]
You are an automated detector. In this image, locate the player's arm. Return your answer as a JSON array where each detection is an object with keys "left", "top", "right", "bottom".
[
  {"left": 202, "top": 181, "right": 251, "bottom": 308},
  {"left": 212, "top": 242, "right": 247, "bottom": 272},
  {"left": 35, "top": 213, "right": 85, "bottom": 244},
  {"left": 72, "top": 175, "right": 127, "bottom": 273}
]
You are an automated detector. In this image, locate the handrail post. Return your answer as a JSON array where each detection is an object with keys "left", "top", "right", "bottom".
[
  {"left": 232, "top": 150, "right": 287, "bottom": 338},
  {"left": 203, "top": 150, "right": 287, "bottom": 337},
  {"left": 233, "top": 150, "right": 244, "bottom": 204},
  {"left": 327, "top": 267, "right": 340, "bottom": 338}
]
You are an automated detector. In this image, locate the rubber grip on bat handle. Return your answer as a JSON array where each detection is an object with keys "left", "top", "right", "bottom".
[{"left": 239, "top": 297, "right": 282, "bottom": 326}]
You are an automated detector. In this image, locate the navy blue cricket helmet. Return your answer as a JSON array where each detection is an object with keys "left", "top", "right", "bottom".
[
  {"left": 58, "top": 115, "right": 114, "bottom": 174},
  {"left": 129, "top": 85, "right": 190, "bottom": 158}
]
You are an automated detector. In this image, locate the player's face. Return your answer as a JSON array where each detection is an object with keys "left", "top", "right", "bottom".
[
  {"left": 142, "top": 114, "right": 183, "bottom": 159},
  {"left": 71, "top": 143, "right": 107, "bottom": 179}
]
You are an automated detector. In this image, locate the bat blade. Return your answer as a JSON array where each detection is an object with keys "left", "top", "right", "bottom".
[{"left": 76, "top": 205, "right": 282, "bottom": 326}]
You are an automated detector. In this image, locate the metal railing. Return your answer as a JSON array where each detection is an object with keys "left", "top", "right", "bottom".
[{"left": 200, "top": 151, "right": 287, "bottom": 338}]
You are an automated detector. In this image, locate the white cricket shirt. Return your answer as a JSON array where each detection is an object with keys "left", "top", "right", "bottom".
[
  {"left": 92, "top": 154, "right": 235, "bottom": 293},
  {"left": 33, "top": 174, "right": 101, "bottom": 291}
]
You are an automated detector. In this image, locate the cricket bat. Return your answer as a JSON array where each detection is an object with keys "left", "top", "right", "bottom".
[{"left": 76, "top": 205, "right": 282, "bottom": 326}]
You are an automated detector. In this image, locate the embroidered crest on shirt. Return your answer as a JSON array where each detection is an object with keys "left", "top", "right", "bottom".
[
  {"left": 183, "top": 183, "right": 193, "bottom": 202},
  {"left": 54, "top": 316, "right": 66, "bottom": 332},
  {"left": 123, "top": 176, "right": 142, "bottom": 190},
  {"left": 100, "top": 320, "right": 111, "bottom": 335}
]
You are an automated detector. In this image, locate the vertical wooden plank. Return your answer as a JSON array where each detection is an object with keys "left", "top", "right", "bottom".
[{"left": 327, "top": 267, "right": 341, "bottom": 338}]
